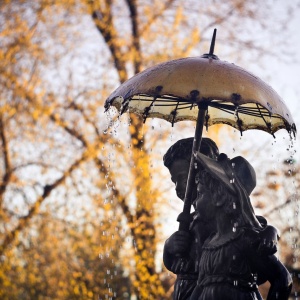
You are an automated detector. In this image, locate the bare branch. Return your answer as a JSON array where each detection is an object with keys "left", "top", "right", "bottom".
[
  {"left": 139, "top": 0, "right": 177, "bottom": 34},
  {"left": 125, "top": 0, "right": 142, "bottom": 73},
  {"left": 0, "top": 151, "right": 89, "bottom": 255},
  {"left": 89, "top": 0, "right": 128, "bottom": 82},
  {"left": 263, "top": 198, "right": 293, "bottom": 218},
  {"left": 201, "top": 8, "right": 235, "bottom": 35},
  {"left": 0, "top": 116, "right": 12, "bottom": 207}
]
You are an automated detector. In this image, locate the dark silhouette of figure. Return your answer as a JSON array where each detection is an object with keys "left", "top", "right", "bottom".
[
  {"left": 163, "top": 138, "right": 292, "bottom": 300},
  {"left": 163, "top": 138, "right": 219, "bottom": 300},
  {"left": 190, "top": 152, "right": 292, "bottom": 300}
]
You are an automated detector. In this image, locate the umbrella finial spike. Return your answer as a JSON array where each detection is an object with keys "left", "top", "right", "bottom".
[
  {"left": 209, "top": 28, "right": 217, "bottom": 56},
  {"left": 201, "top": 28, "right": 219, "bottom": 60}
]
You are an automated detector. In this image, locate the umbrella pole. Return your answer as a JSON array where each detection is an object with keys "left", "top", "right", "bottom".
[{"left": 178, "top": 103, "right": 208, "bottom": 231}]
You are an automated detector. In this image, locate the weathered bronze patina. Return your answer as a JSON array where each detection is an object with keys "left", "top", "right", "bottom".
[
  {"left": 163, "top": 138, "right": 292, "bottom": 300},
  {"left": 105, "top": 30, "right": 295, "bottom": 299}
]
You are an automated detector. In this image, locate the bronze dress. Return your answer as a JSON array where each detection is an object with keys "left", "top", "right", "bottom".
[
  {"left": 193, "top": 229, "right": 262, "bottom": 300},
  {"left": 171, "top": 213, "right": 203, "bottom": 300}
]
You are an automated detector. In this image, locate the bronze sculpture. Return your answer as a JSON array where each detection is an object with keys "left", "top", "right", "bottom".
[
  {"left": 163, "top": 138, "right": 292, "bottom": 300},
  {"left": 105, "top": 28, "right": 296, "bottom": 300},
  {"left": 163, "top": 137, "right": 219, "bottom": 299}
]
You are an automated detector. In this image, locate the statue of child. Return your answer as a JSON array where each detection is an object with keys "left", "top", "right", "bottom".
[
  {"left": 163, "top": 138, "right": 291, "bottom": 300},
  {"left": 163, "top": 137, "right": 220, "bottom": 299},
  {"left": 190, "top": 152, "right": 292, "bottom": 300}
]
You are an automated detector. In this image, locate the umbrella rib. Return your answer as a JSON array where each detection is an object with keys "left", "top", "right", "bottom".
[
  {"left": 256, "top": 104, "right": 275, "bottom": 137},
  {"left": 205, "top": 109, "right": 209, "bottom": 131},
  {"left": 237, "top": 109, "right": 270, "bottom": 118},
  {"left": 235, "top": 106, "right": 243, "bottom": 136},
  {"left": 128, "top": 97, "right": 282, "bottom": 134},
  {"left": 131, "top": 98, "right": 192, "bottom": 106},
  {"left": 142, "top": 97, "right": 157, "bottom": 123},
  {"left": 209, "top": 102, "right": 271, "bottom": 118},
  {"left": 130, "top": 96, "right": 285, "bottom": 121},
  {"left": 157, "top": 102, "right": 193, "bottom": 107},
  {"left": 174, "top": 103, "right": 269, "bottom": 118},
  {"left": 131, "top": 96, "right": 272, "bottom": 117},
  {"left": 170, "top": 102, "right": 180, "bottom": 127},
  {"left": 237, "top": 106, "right": 269, "bottom": 115},
  {"left": 131, "top": 94, "right": 188, "bottom": 102}
]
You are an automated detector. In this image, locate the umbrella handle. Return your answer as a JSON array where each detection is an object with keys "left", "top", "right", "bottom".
[{"left": 178, "top": 104, "right": 208, "bottom": 231}]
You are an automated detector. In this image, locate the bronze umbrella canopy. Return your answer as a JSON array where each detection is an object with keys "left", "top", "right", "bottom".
[{"left": 105, "top": 30, "right": 297, "bottom": 231}]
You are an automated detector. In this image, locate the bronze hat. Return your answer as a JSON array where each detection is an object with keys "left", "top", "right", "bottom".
[{"left": 195, "top": 152, "right": 256, "bottom": 195}]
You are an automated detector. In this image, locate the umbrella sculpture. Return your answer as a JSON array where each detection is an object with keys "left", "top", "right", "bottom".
[{"left": 104, "top": 29, "right": 297, "bottom": 231}]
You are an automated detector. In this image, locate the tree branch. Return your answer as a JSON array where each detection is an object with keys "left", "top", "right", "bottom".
[
  {"left": 0, "top": 115, "right": 12, "bottom": 208},
  {"left": 263, "top": 198, "right": 293, "bottom": 218},
  {"left": 0, "top": 151, "right": 89, "bottom": 255},
  {"left": 125, "top": 0, "right": 141, "bottom": 73},
  {"left": 139, "top": 0, "right": 176, "bottom": 35},
  {"left": 201, "top": 8, "right": 235, "bottom": 35},
  {"left": 89, "top": 0, "right": 128, "bottom": 82}
]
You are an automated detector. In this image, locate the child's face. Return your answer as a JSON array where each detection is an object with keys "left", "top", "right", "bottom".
[
  {"left": 169, "top": 159, "right": 190, "bottom": 201},
  {"left": 194, "top": 182, "right": 215, "bottom": 222}
]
